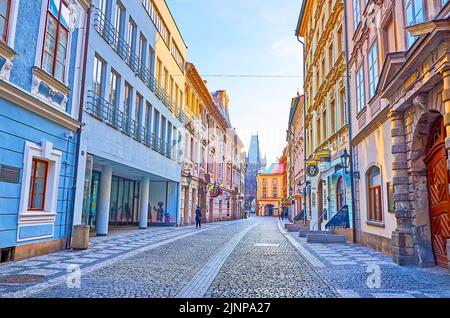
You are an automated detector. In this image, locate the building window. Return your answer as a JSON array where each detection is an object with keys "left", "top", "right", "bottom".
[
  {"left": 135, "top": 93, "right": 143, "bottom": 125},
  {"left": 368, "top": 41, "right": 379, "bottom": 99},
  {"left": 330, "top": 100, "right": 336, "bottom": 134},
  {"left": 0, "top": 0, "right": 11, "bottom": 43},
  {"left": 124, "top": 83, "right": 132, "bottom": 116},
  {"left": 336, "top": 176, "right": 345, "bottom": 211},
  {"left": 114, "top": 1, "right": 124, "bottom": 37},
  {"left": 353, "top": 0, "right": 361, "bottom": 30},
  {"left": 322, "top": 109, "right": 327, "bottom": 141},
  {"left": 317, "top": 117, "right": 321, "bottom": 145},
  {"left": 93, "top": 55, "right": 105, "bottom": 96},
  {"left": 41, "top": 0, "right": 70, "bottom": 82},
  {"left": 28, "top": 159, "right": 49, "bottom": 211},
  {"left": 356, "top": 66, "right": 365, "bottom": 112},
  {"left": 339, "top": 89, "right": 347, "bottom": 127},
  {"left": 367, "top": 166, "right": 383, "bottom": 223},
  {"left": 404, "top": 0, "right": 424, "bottom": 48},
  {"left": 337, "top": 26, "right": 343, "bottom": 53},
  {"left": 109, "top": 70, "right": 119, "bottom": 108}
]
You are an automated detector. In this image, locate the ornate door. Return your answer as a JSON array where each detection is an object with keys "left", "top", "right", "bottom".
[{"left": 424, "top": 117, "right": 450, "bottom": 268}]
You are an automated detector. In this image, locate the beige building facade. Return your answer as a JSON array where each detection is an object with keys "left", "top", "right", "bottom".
[{"left": 347, "top": 0, "right": 450, "bottom": 269}]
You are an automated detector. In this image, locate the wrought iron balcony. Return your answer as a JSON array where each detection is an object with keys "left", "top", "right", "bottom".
[
  {"left": 93, "top": 7, "right": 185, "bottom": 125},
  {"left": 86, "top": 90, "right": 177, "bottom": 161}
]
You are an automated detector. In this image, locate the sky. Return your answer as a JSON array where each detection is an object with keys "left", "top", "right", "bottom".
[{"left": 168, "top": 0, "right": 304, "bottom": 164}]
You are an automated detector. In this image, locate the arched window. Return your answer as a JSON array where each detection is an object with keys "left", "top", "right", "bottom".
[
  {"left": 367, "top": 166, "right": 383, "bottom": 223},
  {"left": 336, "top": 177, "right": 345, "bottom": 211}
]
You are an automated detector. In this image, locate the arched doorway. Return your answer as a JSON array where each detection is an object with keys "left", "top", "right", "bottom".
[
  {"left": 424, "top": 116, "right": 450, "bottom": 267},
  {"left": 317, "top": 180, "right": 323, "bottom": 230},
  {"left": 265, "top": 204, "right": 274, "bottom": 216},
  {"left": 336, "top": 176, "right": 345, "bottom": 211}
]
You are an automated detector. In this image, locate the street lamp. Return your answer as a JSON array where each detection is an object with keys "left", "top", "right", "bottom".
[{"left": 340, "top": 149, "right": 351, "bottom": 174}]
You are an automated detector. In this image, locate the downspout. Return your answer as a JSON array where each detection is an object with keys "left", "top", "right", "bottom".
[
  {"left": 343, "top": 0, "right": 357, "bottom": 243},
  {"left": 296, "top": 35, "right": 307, "bottom": 225},
  {"left": 66, "top": 4, "right": 92, "bottom": 249}
]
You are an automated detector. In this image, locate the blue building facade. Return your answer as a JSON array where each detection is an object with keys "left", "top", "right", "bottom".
[
  {"left": 0, "top": 0, "right": 89, "bottom": 260},
  {"left": 72, "top": 0, "right": 184, "bottom": 235}
]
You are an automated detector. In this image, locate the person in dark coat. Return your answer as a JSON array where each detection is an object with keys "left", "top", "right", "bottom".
[{"left": 195, "top": 206, "right": 202, "bottom": 229}]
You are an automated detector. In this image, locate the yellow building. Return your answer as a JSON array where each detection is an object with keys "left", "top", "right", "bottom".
[
  {"left": 180, "top": 63, "right": 212, "bottom": 224},
  {"left": 257, "top": 163, "right": 284, "bottom": 217},
  {"left": 149, "top": 0, "right": 188, "bottom": 118},
  {"left": 296, "top": 0, "right": 352, "bottom": 235}
]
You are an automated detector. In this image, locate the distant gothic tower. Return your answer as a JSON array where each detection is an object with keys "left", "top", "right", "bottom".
[{"left": 244, "top": 134, "right": 266, "bottom": 211}]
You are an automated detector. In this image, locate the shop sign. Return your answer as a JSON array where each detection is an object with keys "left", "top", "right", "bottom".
[{"left": 307, "top": 164, "right": 319, "bottom": 177}]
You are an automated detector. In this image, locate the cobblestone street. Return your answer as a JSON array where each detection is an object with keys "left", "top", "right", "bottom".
[{"left": 0, "top": 217, "right": 449, "bottom": 298}]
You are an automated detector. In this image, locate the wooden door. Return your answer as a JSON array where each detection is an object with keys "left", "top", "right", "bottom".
[{"left": 424, "top": 117, "right": 450, "bottom": 268}]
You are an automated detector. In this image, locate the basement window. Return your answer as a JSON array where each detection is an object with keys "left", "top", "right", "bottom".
[{"left": 0, "top": 247, "right": 15, "bottom": 263}]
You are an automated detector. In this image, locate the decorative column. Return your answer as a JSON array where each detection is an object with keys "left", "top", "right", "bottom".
[
  {"left": 390, "top": 110, "right": 415, "bottom": 265},
  {"left": 96, "top": 165, "right": 113, "bottom": 236},
  {"left": 139, "top": 177, "right": 150, "bottom": 229}
]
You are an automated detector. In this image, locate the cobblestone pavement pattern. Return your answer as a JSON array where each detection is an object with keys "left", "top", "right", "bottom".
[{"left": 0, "top": 217, "right": 449, "bottom": 298}]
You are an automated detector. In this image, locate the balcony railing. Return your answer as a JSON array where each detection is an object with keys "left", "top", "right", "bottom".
[
  {"left": 86, "top": 90, "right": 177, "bottom": 161},
  {"left": 93, "top": 7, "right": 185, "bottom": 124}
]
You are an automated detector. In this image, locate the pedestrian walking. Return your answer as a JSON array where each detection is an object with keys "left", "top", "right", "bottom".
[{"left": 195, "top": 205, "right": 202, "bottom": 229}]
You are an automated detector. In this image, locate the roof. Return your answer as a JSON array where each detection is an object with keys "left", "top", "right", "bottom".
[
  {"left": 295, "top": 0, "right": 308, "bottom": 36},
  {"left": 260, "top": 163, "right": 284, "bottom": 175},
  {"left": 211, "top": 91, "right": 232, "bottom": 127},
  {"left": 163, "top": 0, "right": 188, "bottom": 49},
  {"left": 288, "top": 95, "right": 304, "bottom": 127}
]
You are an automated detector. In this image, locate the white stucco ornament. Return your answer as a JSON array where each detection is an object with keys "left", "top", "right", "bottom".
[{"left": 0, "top": 60, "right": 13, "bottom": 80}]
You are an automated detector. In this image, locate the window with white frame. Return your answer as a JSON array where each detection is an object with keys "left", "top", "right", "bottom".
[
  {"left": 19, "top": 140, "right": 62, "bottom": 217},
  {"left": 404, "top": 0, "right": 424, "bottom": 48},
  {"left": 28, "top": 158, "right": 49, "bottom": 211},
  {"left": 356, "top": 66, "right": 365, "bottom": 112},
  {"left": 368, "top": 41, "right": 379, "bottom": 99},
  {"left": 41, "top": 0, "right": 71, "bottom": 82}
]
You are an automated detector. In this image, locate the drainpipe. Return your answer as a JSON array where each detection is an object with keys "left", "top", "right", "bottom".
[
  {"left": 296, "top": 35, "right": 308, "bottom": 225},
  {"left": 343, "top": 0, "right": 357, "bottom": 243},
  {"left": 66, "top": 5, "right": 92, "bottom": 249}
]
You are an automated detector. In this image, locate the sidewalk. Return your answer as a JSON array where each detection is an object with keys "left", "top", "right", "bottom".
[
  {"left": 0, "top": 222, "right": 227, "bottom": 297},
  {"left": 281, "top": 223, "right": 450, "bottom": 298}
]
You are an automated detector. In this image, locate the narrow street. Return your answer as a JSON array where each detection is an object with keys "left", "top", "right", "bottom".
[{"left": 0, "top": 217, "right": 449, "bottom": 298}]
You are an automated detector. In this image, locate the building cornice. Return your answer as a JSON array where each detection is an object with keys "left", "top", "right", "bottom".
[
  {"left": 351, "top": 105, "right": 391, "bottom": 146},
  {"left": 0, "top": 79, "right": 80, "bottom": 131}
]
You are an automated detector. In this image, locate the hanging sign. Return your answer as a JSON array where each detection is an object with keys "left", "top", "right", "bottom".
[
  {"left": 209, "top": 182, "right": 222, "bottom": 198},
  {"left": 306, "top": 164, "right": 319, "bottom": 177}
]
